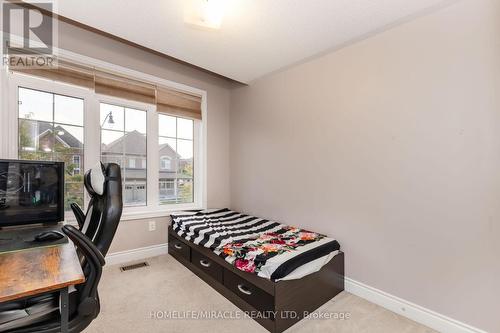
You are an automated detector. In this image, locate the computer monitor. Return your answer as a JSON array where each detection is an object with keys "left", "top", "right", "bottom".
[{"left": 0, "top": 159, "right": 65, "bottom": 227}]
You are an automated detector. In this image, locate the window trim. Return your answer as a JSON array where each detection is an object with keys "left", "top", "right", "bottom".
[{"left": 2, "top": 54, "right": 207, "bottom": 221}]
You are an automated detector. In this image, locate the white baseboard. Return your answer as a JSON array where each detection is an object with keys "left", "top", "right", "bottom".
[
  {"left": 105, "top": 243, "right": 168, "bottom": 266},
  {"left": 345, "top": 278, "right": 486, "bottom": 333}
]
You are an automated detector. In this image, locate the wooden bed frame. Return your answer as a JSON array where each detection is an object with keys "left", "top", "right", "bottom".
[{"left": 168, "top": 226, "right": 344, "bottom": 333}]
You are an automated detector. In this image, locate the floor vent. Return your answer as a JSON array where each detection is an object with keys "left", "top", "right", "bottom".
[{"left": 120, "top": 262, "right": 149, "bottom": 272}]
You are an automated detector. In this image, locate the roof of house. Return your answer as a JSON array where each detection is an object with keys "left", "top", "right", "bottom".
[
  {"left": 36, "top": 125, "right": 187, "bottom": 163},
  {"left": 103, "top": 130, "right": 181, "bottom": 158},
  {"left": 37, "top": 122, "right": 83, "bottom": 149}
]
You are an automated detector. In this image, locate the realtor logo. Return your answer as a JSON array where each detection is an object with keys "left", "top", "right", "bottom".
[{"left": 2, "top": 0, "right": 58, "bottom": 68}]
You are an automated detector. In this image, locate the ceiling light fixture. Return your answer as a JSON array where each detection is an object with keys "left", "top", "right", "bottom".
[{"left": 185, "top": 0, "right": 226, "bottom": 30}]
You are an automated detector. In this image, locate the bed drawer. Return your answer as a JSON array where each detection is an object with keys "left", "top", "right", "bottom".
[
  {"left": 168, "top": 233, "right": 190, "bottom": 262},
  {"left": 191, "top": 249, "right": 223, "bottom": 283},
  {"left": 224, "top": 270, "right": 274, "bottom": 313}
]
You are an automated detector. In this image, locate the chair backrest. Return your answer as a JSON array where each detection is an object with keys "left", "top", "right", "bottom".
[{"left": 80, "top": 163, "right": 123, "bottom": 257}]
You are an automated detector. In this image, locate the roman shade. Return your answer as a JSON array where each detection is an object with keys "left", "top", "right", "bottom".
[
  {"left": 156, "top": 88, "right": 202, "bottom": 120},
  {"left": 8, "top": 54, "right": 203, "bottom": 119},
  {"left": 9, "top": 58, "right": 95, "bottom": 89},
  {"left": 94, "top": 71, "right": 156, "bottom": 105}
]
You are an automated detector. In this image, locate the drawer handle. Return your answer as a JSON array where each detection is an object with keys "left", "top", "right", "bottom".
[
  {"left": 199, "top": 259, "right": 211, "bottom": 268},
  {"left": 237, "top": 284, "right": 252, "bottom": 296},
  {"left": 174, "top": 243, "right": 182, "bottom": 250}
]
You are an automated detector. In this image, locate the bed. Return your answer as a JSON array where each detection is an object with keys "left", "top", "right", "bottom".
[{"left": 168, "top": 209, "right": 344, "bottom": 333}]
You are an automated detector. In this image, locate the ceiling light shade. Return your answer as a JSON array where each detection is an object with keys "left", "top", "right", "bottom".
[{"left": 185, "top": 0, "right": 226, "bottom": 30}]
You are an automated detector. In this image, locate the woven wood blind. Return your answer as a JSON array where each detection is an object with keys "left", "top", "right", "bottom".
[
  {"left": 8, "top": 54, "right": 202, "bottom": 119},
  {"left": 156, "top": 88, "right": 202, "bottom": 120},
  {"left": 9, "top": 58, "right": 95, "bottom": 89},
  {"left": 94, "top": 71, "right": 156, "bottom": 105}
]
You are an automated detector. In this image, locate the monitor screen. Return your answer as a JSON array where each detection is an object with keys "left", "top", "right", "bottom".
[{"left": 0, "top": 160, "right": 64, "bottom": 226}]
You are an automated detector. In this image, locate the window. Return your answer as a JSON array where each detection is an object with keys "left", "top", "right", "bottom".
[
  {"left": 160, "top": 156, "right": 171, "bottom": 170},
  {"left": 17, "top": 87, "right": 85, "bottom": 211},
  {"left": 158, "top": 115, "right": 194, "bottom": 204},
  {"left": 5, "top": 65, "right": 205, "bottom": 221},
  {"left": 100, "top": 102, "right": 147, "bottom": 207}
]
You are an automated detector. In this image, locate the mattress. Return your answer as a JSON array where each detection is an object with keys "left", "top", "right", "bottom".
[{"left": 171, "top": 209, "right": 340, "bottom": 281}]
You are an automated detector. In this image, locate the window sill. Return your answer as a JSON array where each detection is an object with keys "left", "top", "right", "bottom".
[
  {"left": 64, "top": 204, "right": 203, "bottom": 223},
  {"left": 119, "top": 205, "right": 204, "bottom": 221}
]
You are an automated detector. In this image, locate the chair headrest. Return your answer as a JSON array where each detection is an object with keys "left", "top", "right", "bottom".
[{"left": 84, "top": 162, "right": 106, "bottom": 196}]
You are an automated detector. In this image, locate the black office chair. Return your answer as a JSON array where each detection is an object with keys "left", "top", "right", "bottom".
[
  {"left": 71, "top": 162, "right": 123, "bottom": 256},
  {"left": 0, "top": 163, "right": 123, "bottom": 332}
]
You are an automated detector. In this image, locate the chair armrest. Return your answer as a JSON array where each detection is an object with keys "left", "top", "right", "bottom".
[{"left": 70, "top": 203, "right": 86, "bottom": 229}]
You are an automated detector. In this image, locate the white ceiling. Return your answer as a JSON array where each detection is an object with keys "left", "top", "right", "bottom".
[{"left": 53, "top": 0, "right": 450, "bottom": 83}]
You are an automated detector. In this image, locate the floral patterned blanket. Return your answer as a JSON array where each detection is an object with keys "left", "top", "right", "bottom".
[{"left": 220, "top": 226, "right": 325, "bottom": 274}]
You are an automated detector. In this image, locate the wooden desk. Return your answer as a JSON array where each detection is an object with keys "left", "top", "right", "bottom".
[{"left": 0, "top": 239, "right": 85, "bottom": 333}]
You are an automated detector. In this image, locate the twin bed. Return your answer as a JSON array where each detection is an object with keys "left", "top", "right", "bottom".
[{"left": 168, "top": 209, "right": 344, "bottom": 333}]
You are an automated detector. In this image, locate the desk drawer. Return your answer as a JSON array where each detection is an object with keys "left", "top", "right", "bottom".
[
  {"left": 224, "top": 270, "right": 274, "bottom": 313},
  {"left": 168, "top": 233, "right": 190, "bottom": 262},
  {"left": 191, "top": 249, "right": 223, "bottom": 283}
]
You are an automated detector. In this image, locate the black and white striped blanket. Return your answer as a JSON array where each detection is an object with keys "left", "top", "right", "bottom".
[{"left": 171, "top": 209, "right": 340, "bottom": 281}]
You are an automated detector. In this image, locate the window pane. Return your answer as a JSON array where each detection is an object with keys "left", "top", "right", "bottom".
[
  {"left": 158, "top": 114, "right": 176, "bottom": 137},
  {"left": 159, "top": 114, "right": 194, "bottom": 205},
  {"left": 179, "top": 157, "right": 193, "bottom": 178},
  {"left": 126, "top": 132, "right": 147, "bottom": 154},
  {"left": 101, "top": 154, "right": 123, "bottom": 168},
  {"left": 177, "top": 118, "right": 193, "bottom": 140},
  {"left": 123, "top": 155, "right": 147, "bottom": 206},
  {"left": 65, "top": 182, "right": 84, "bottom": 211},
  {"left": 53, "top": 124, "right": 84, "bottom": 153},
  {"left": 18, "top": 88, "right": 53, "bottom": 122},
  {"left": 159, "top": 137, "right": 176, "bottom": 151},
  {"left": 177, "top": 139, "right": 193, "bottom": 159},
  {"left": 125, "top": 108, "right": 147, "bottom": 134},
  {"left": 54, "top": 95, "right": 84, "bottom": 126},
  {"left": 18, "top": 88, "right": 85, "bottom": 212},
  {"left": 101, "top": 103, "right": 147, "bottom": 207},
  {"left": 101, "top": 129, "right": 123, "bottom": 146},
  {"left": 19, "top": 119, "right": 46, "bottom": 154},
  {"left": 177, "top": 178, "right": 193, "bottom": 203},
  {"left": 100, "top": 103, "right": 124, "bottom": 131},
  {"left": 159, "top": 179, "right": 176, "bottom": 204},
  {"left": 123, "top": 180, "right": 147, "bottom": 206}
]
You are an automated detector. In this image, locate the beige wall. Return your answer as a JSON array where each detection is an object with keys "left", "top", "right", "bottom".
[
  {"left": 108, "top": 217, "right": 170, "bottom": 253},
  {"left": 55, "top": 20, "right": 235, "bottom": 253},
  {"left": 230, "top": 0, "right": 500, "bottom": 331}
]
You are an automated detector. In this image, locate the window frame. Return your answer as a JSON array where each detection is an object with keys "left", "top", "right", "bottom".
[
  {"left": 158, "top": 114, "right": 195, "bottom": 206},
  {"left": 3, "top": 69, "right": 207, "bottom": 221},
  {"left": 8, "top": 74, "right": 92, "bottom": 221},
  {"left": 97, "top": 96, "right": 150, "bottom": 208}
]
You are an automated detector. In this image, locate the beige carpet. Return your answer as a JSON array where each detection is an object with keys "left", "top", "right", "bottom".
[{"left": 84, "top": 255, "right": 436, "bottom": 333}]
